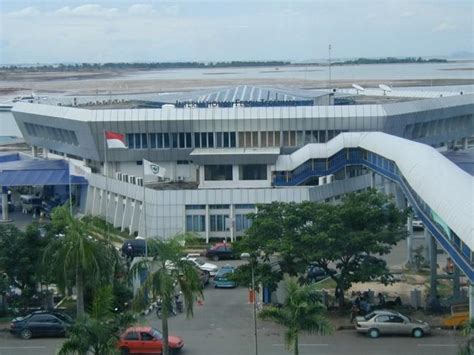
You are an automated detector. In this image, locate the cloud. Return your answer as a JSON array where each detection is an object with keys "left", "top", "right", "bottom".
[
  {"left": 128, "top": 4, "right": 156, "bottom": 16},
  {"left": 6, "top": 7, "right": 40, "bottom": 18},
  {"left": 54, "top": 4, "right": 119, "bottom": 17},
  {"left": 432, "top": 21, "right": 457, "bottom": 32}
]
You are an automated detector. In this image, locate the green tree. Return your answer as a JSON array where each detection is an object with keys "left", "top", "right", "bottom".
[
  {"left": 132, "top": 238, "right": 202, "bottom": 355},
  {"left": 43, "top": 206, "right": 119, "bottom": 316},
  {"left": 459, "top": 319, "right": 474, "bottom": 355},
  {"left": 0, "top": 224, "right": 47, "bottom": 308},
  {"left": 259, "top": 277, "right": 331, "bottom": 355},
  {"left": 59, "top": 286, "right": 135, "bottom": 355},
  {"left": 237, "top": 189, "right": 406, "bottom": 307}
]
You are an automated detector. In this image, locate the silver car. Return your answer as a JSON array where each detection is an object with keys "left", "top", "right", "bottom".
[{"left": 355, "top": 310, "right": 430, "bottom": 338}]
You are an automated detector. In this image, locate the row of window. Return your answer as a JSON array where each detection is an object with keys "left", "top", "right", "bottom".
[
  {"left": 126, "top": 130, "right": 345, "bottom": 150},
  {"left": 185, "top": 213, "right": 252, "bottom": 232},
  {"left": 185, "top": 204, "right": 256, "bottom": 210},
  {"left": 404, "top": 115, "right": 471, "bottom": 140},
  {"left": 24, "top": 122, "right": 79, "bottom": 146},
  {"left": 204, "top": 164, "right": 268, "bottom": 181}
]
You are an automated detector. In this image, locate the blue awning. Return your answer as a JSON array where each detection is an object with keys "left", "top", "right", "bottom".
[{"left": 0, "top": 158, "right": 88, "bottom": 187}]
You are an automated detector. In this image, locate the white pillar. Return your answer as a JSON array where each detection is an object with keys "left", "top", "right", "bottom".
[
  {"left": 114, "top": 195, "right": 124, "bottom": 228},
  {"left": 463, "top": 137, "right": 468, "bottom": 150},
  {"left": 205, "top": 204, "right": 210, "bottom": 244},
  {"left": 423, "top": 228, "right": 430, "bottom": 263},
  {"left": 229, "top": 204, "right": 235, "bottom": 242},
  {"left": 1, "top": 188, "right": 10, "bottom": 222}
]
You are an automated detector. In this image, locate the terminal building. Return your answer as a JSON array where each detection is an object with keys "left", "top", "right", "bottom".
[{"left": 6, "top": 85, "right": 474, "bottom": 314}]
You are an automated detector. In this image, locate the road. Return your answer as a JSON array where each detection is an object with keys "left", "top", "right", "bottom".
[{"left": 0, "top": 258, "right": 462, "bottom": 355}]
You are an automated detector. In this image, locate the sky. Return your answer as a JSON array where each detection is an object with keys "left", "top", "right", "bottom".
[{"left": 0, "top": 0, "right": 472, "bottom": 64}]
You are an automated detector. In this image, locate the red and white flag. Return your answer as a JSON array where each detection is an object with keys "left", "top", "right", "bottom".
[{"left": 105, "top": 131, "right": 127, "bottom": 149}]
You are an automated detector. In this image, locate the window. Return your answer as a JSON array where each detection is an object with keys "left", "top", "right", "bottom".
[
  {"left": 223, "top": 132, "right": 229, "bottom": 147},
  {"left": 201, "top": 132, "right": 208, "bottom": 148},
  {"left": 389, "top": 316, "right": 405, "bottom": 323},
  {"left": 207, "top": 132, "right": 214, "bottom": 147},
  {"left": 204, "top": 165, "right": 233, "bottom": 181},
  {"left": 185, "top": 204, "right": 206, "bottom": 210},
  {"left": 179, "top": 133, "right": 185, "bottom": 148},
  {"left": 149, "top": 133, "right": 156, "bottom": 148},
  {"left": 157, "top": 133, "right": 163, "bottom": 148},
  {"left": 127, "top": 134, "right": 135, "bottom": 148},
  {"left": 210, "top": 214, "right": 227, "bottom": 231},
  {"left": 134, "top": 133, "right": 141, "bottom": 149},
  {"left": 216, "top": 132, "right": 223, "bottom": 147},
  {"left": 240, "top": 164, "right": 267, "bottom": 180},
  {"left": 185, "top": 133, "right": 192, "bottom": 147},
  {"left": 141, "top": 133, "right": 148, "bottom": 148},
  {"left": 171, "top": 133, "right": 178, "bottom": 148},
  {"left": 164, "top": 133, "right": 170, "bottom": 148},
  {"left": 230, "top": 132, "right": 236, "bottom": 147},
  {"left": 186, "top": 215, "right": 205, "bottom": 232},
  {"left": 236, "top": 214, "right": 252, "bottom": 231},
  {"left": 124, "top": 332, "right": 140, "bottom": 341},
  {"left": 209, "top": 204, "right": 230, "bottom": 209},
  {"left": 194, "top": 133, "right": 201, "bottom": 147},
  {"left": 141, "top": 332, "right": 154, "bottom": 341}
]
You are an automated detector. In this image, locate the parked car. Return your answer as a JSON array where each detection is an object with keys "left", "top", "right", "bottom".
[
  {"left": 20, "top": 195, "right": 42, "bottom": 213},
  {"left": 355, "top": 310, "right": 430, "bottom": 338},
  {"left": 214, "top": 264, "right": 237, "bottom": 288},
  {"left": 306, "top": 264, "right": 335, "bottom": 283},
  {"left": 182, "top": 256, "right": 218, "bottom": 276},
  {"left": 10, "top": 311, "right": 73, "bottom": 339},
  {"left": 205, "top": 242, "right": 234, "bottom": 261},
  {"left": 117, "top": 326, "right": 184, "bottom": 354},
  {"left": 166, "top": 259, "right": 210, "bottom": 287},
  {"left": 121, "top": 238, "right": 147, "bottom": 258}
]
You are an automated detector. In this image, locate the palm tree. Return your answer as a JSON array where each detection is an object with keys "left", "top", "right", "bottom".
[
  {"left": 43, "top": 206, "right": 119, "bottom": 316},
  {"left": 259, "top": 277, "right": 332, "bottom": 355},
  {"left": 59, "top": 286, "right": 135, "bottom": 355},
  {"left": 132, "top": 238, "right": 203, "bottom": 355}
]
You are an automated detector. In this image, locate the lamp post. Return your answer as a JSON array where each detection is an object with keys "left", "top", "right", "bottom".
[{"left": 241, "top": 252, "right": 258, "bottom": 355}]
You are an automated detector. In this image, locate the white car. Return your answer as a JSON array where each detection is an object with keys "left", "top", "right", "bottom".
[{"left": 182, "top": 257, "right": 219, "bottom": 276}]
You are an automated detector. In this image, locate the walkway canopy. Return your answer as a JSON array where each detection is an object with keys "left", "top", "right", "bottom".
[{"left": 0, "top": 152, "right": 87, "bottom": 186}]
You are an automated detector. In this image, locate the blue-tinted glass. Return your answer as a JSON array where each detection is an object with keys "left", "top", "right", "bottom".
[
  {"left": 194, "top": 133, "right": 201, "bottom": 148},
  {"left": 134, "top": 133, "right": 141, "bottom": 149},
  {"left": 157, "top": 133, "right": 163, "bottom": 148},
  {"left": 141, "top": 133, "right": 148, "bottom": 148},
  {"left": 150, "top": 133, "right": 156, "bottom": 148},
  {"left": 201, "top": 133, "right": 207, "bottom": 148},
  {"left": 216, "top": 132, "right": 223, "bottom": 148},
  {"left": 164, "top": 133, "right": 170, "bottom": 148},
  {"left": 179, "top": 133, "right": 185, "bottom": 148},
  {"left": 127, "top": 134, "right": 135, "bottom": 149},
  {"left": 208, "top": 133, "right": 214, "bottom": 147},
  {"left": 172, "top": 133, "right": 178, "bottom": 148},
  {"left": 230, "top": 132, "right": 236, "bottom": 147},
  {"left": 186, "top": 133, "right": 192, "bottom": 148}
]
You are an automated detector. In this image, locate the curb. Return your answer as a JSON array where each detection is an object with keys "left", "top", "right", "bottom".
[{"left": 337, "top": 324, "right": 458, "bottom": 331}]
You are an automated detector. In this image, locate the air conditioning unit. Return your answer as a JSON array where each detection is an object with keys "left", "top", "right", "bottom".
[
  {"left": 116, "top": 172, "right": 122, "bottom": 181},
  {"left": 136, "top": 177, "right": 143, "bottom": 186},
  {"left": 327, "top": 174, "right": 334, "bottom": 183},
  {"left": 129, "top": 175, "right": 136, "bottom": 185},
  {"left": 122, "top": 174, "right": 129, "bottom": 183}
]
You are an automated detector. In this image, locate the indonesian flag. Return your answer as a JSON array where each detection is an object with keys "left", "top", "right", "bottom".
[{"left": 105, "top": 131, "right": 127, "bottom": 149}]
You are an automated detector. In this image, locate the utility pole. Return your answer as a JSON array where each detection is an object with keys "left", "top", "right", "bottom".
[{"left": 328, "top": 44, "right": 332, "bottom": 90}]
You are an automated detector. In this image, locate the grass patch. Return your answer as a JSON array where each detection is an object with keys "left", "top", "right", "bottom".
[{"left": 313, "top": 278, "right": 337, "bottom": 291}]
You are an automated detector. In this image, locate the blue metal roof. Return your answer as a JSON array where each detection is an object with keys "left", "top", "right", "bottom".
[{"left": 0, "top": 158, "right": 87, "bottom": 186}]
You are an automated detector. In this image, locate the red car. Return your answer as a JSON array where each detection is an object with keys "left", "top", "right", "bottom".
[{"left": 117, "top": 326, "right": 184, "bottom": 354}]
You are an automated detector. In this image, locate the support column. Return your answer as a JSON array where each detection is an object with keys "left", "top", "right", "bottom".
[
  {"left": 229, "top": 204, "right": 235, "bottom": 242},
  {"left": 31, "top": 146, "right": 39, "bottom": 157},
  {"left": 370, "top": 172, "right": 376, "bottom": 188},
  {"left": 470, "top": 284, "right": 474, "bottom": 320},
  {"left": 462, "top": 137, "right": 468, "bottom": 150},
  {"left": 423, "top": 228, "right": 430, "bottom": 265},
  {"left": 1, "top": 187, "right": 11, "bottom": 222},
  {"left": 406, "top": 214, "right": 413, "bottom": 266},
  {"left": 429, "top": 236, "right": 438, "bottom": 299},
  {"left": 205, "top": 204, "right": 210, "bottom": 244},
  {"left": 452, "top": 266, "right": 461, "bottom": 300}
]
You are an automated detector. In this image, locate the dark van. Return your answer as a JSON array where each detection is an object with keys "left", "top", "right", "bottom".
[{"left": 121, "top": 239, "right": 147, "bottom": 258}]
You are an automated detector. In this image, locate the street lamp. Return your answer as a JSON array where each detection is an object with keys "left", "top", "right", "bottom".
[{"left": 241, "top": 252, "right": 258, "bottom": 355}]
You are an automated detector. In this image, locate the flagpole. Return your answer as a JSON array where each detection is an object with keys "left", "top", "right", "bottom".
[{"left": 104, "top": 130, "right": 110, "bottom": 240}]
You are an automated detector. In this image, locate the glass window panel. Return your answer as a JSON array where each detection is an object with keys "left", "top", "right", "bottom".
[
  {"left": 141, "top": 133, "right": 148, "bottom": 148},
  {"left": 171, "top": 133, "right": 178, "bottom": 148},
  {"left": 163, "top": 133, "right": 170, "bottom": 148},
  {"left": 194, "top": 133, "right": 201, "bottom": 148},
  {"left": 150, "top": 133, "right": 156, "bottom": 148},
  {"left": 157, "top": 133, "right": 163, "bottom": 148},
  {"left": 208, "top": 133, "right": 214, "bottom": 147},
  {"left": 201, "top": 132, "right": 207, "bottom": 148},
  {"left": 127, "top": 134, "right": 135, "bottom": 149},
  {"left": 252, "top": 132, "right": 258, "bottom": 147},
  {"left": 186, "top": 133, "right": 192, "bottom": 148},
  {"left": 179, "top": 133, "right": 185, "bottom": 148},
  {"left": 223, "top": 132, "right": 229, "bottom": 147},
  {"left": 230, "top": 132, "right": 236, "bottom": 147},
  {"left": 216, "top": 132, "right": 223, "bottom": 148},
  {"left": 134, "top": 133, "right": 141, "bottom": 149}
]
